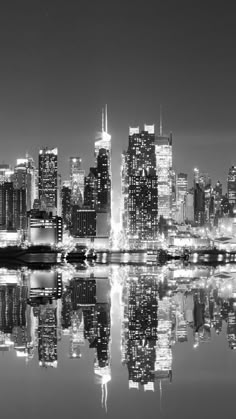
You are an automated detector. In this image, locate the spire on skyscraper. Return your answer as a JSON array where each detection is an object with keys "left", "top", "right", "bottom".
[{"left": 160, "top": 105, "right": 163, "bottom": 136}]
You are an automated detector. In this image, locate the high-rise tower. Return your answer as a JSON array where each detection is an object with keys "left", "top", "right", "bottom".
[
  {"left": 228, "top": 166, "right": 236, "bottom": 208},
  {"left": 69, "top": 157, "right": 85, "bottom": 206},
  {"left": 155, "top": 112, "right": 172, "bottom": 220},
  {"left": 38, "top": 147, "right": 58, "bottom": 214},
  {"left": 94, "top": 106, "right": 112, "bottom": 236}
]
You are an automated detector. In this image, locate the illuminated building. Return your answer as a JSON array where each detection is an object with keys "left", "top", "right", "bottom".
[
  {"left": 93, "top": 107, "right": 112, "bottom": 236},
  {"left": 155, "top": 116, "right": 172, "bottom": 220},
  {"left": 194, "top": 177, "right": 205, "bottom": 226},
  {"left": 155, "top": 297, "right": 172, "bottom": 381},
  {"left": 227, "top": 312, "right": 236, "bottom": 349},
  {"left": 123, "top": 273, "right": 158, "bottom": 389},
  {"left": 27, "top": 211, "right": 63, "bottom": 244},
  {"left": 37, "top": 301, "right": 58, "bottom": 368},
  {"left": 69, "top": 157, "right": 85, "bottom": 206},
  {"left": 123, "top": 125, "right": 158, "bottom": 240},
  {"left": 227, "top": 166, "right": 236, "bottom": 208},
  {"left": 71, "top": 278, "right": 96, "bottom": 309},
  {"left": 70, "top": 208, "right": 96, "bottom": 237},
  {"left": 61, "top": 184, "right": 72, "bottom": 229},
  {"left": 69, "top": 309, "right": 85, "bottom": 358},
  {"left": 194, "top": 169, "right": 212, "bottom": 225},
  {"left": 0, "top": 164, "right": 13, "bottom": 184},
  {"left": 13, "top": 156, "right": 36, "bottom": 211},
  {"left": 213, "top": 181, "right": 223, "bottom": 221},
  {"left": 38, "top": 147, "right": 58, "bottom": 214},
  {"left": 127, "top": 169, "right": 158, "bottom": 239},
  {"left": 84, "top": 167, "right": 98, "bottom": 209},
  {"left": 176, "top": 173, "right": 188, "bottom": 203},
  {"left": 0, "top": 182, "right": 14, "bottom": 230}
]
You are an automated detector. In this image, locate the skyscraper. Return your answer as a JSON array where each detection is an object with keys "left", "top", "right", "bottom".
[
  {"left": 94, "top": 106, "right": 112, "bottom": 236},
  {"left": 69, "top": 157, "right": 85, "bottom": 206},
  {"left": 38, "top": 147, "right": 58, "bottom": 214},
  {"left": 155, "top": 115, "right": 172, "bottom": 220},
  {"left": 122, "top": 125, "right": 158, "bottom": 240},
  {"left": 176, "top": 173, "right": 188, "bottom": 203},
  {"left": 227, "top": 166, "right": 236, "bottom": 208}
]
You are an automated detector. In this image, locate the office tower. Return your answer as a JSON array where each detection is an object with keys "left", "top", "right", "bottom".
[
  {"left": 194, "top": 170, "right": 212, "bottom": 225},
  {"left": 0, "top": 182, "right": 14, "bottom": 230},
  {"left": 127, "top": 169, "right": 158, "bottom": 239},
  {"left": 70, "top": 208, "right": 96, "bottom": 237},
  {"left": 155, "top": 115, "right": 172, "bottom": 220},
  {"left": 69, "top": 157, "right": 85, "bottom": 206},
  {"left": 185, "top": 191, "right": 194, "bottom": 222},
  {"left": 177, "top": 173, "right": 188, "bottom": 203},
  {"left": 84, "top": 167, "right": 98, "bottom": 209},
  {"left": 38, "top": 147, "right": 58, "bottom": 214},
  {"left": 61, "top": 184, "right": 72, "bottom": 229},
  {"left": 13, "top": 188, "right": 27, "bottom": 230},
  {"left": 123, "top": 125, "right": 158, "bottom": 240},
  {"left": 0, "top": 164, "right": 13, "bottom": 184},
  {"left": 94, "top": 107, "right": 112, "bottom": 236},
  {"left": 194, "top": 183, "right": 205, "bottom": 226},
  {"left": 13, "top": 157, "right": 36, "bottom": 211},
  {"left": 227, "top": 166, "right": 236, "bottom": 208},
  {"left": 97, "top": 148, "right": 111, "bottom": 211},
  {"left": 127, "top": 125, "right": 156, "bottom": 175},
  {"left": 212, "top": 181, "right": 223, "bottom": 222},
  {"left": 121, "top": 151, "right": 128, "bottom": 231}
]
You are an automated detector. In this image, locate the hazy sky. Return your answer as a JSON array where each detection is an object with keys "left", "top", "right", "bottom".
[{"left": 0, "top": 0, "right": 235, "bottom": 194}]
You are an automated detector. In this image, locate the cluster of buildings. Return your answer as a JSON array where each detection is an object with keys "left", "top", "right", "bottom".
[
  {"left": 121, "top": 121, "right": 236, "bottom": 245},
  {"left": 0, "top": 107, "right": 112, "bottom": 248},
  {"left": 1, "top": 108, "right": 236, "bottom": 249}
]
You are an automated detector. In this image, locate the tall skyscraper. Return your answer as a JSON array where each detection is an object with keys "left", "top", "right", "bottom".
[
  {"left": 127, "top": 169, "right": 158, "bottom": 239},
  {"left": 69, "top": 157, "right": 85, "bottom": 206},
  {"left": 38, "top": 147, "right": 58, "bottom": 214},
  {"left": 227, "top": 166, "right": 236, "bottom": 208},
  {"left": 122, "top": 125, "right": 158, "bottom": 240},
  {"left": 176, "top": 173, "right": 188, "bottom": 203},
  {"left": 13, "top": 156, "right": 36, "bottom": 211},
  {"left": 155, "top": 114, "right": 172, "bottom": 220},
  {"left": 0, "top": 182, "right": 14, "bottom": 230},
  {"left": 94, "top": 106, "right": 112, "bottom": 236}
]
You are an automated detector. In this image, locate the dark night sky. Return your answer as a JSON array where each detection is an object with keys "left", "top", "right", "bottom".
[{"left": 0, "top": 0, "right": 235, "bottom": 198}]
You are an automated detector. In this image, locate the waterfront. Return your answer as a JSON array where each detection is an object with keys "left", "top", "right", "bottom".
[{"left": 1, "top": 260, "right": 236, "bottom": 418}]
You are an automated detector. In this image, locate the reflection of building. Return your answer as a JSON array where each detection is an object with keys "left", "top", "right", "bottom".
[
  {"left": 123, "top": 273, "right": 158, "bottom": 390},
  {"left": 37, "top": 301, "right": 58, "bottom": 368},
  {"left": 155, "top": 297, "right": 172, "bottom": 380}
]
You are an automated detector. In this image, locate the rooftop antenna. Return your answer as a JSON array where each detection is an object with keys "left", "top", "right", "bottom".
[
  {"left": 105, "top": 104, "right": 108, "bottom": 132},
  {"left": 160, "top": 105, "right": 163, "bottom": 136}
]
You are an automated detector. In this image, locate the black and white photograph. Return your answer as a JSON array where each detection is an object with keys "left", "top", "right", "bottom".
[{"left": 0, "top": 1, "right": 235, "bottom": 418}]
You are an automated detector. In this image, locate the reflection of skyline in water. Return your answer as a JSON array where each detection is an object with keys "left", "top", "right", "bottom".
[{"left": 1, "top": 262, "right": 236, "bottom": 406}]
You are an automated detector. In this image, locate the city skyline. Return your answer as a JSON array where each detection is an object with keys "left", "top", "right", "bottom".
[{"left": 0, "top": 1, "right": 235, "bottom": 193}]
